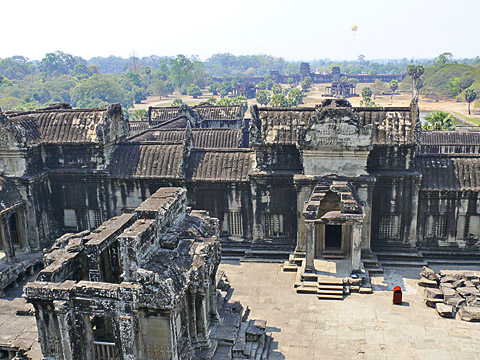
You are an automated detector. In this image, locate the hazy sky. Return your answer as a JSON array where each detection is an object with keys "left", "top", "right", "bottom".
[{"left": 2, "top": 0, "right": 479, "bottom": 61}]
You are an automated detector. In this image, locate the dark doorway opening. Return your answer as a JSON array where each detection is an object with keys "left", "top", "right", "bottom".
[{"left": 325, "top": 225, "right": 342, "bottom": 249}]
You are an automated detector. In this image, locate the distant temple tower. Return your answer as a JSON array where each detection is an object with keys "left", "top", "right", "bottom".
[{"left": 299, "top": 62, "right": 311, "bottom": 80}]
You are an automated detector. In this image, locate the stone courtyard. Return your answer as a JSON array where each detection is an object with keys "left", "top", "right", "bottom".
[{"left": 219, "top": 261, "right": 480, "bottom": 360}]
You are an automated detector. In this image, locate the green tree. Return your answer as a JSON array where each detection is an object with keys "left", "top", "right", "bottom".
[
  {"left": 70, "top": 74, "right": 133, "bottom": 109},
  {"left": 360, "top": 86, "right": 375, "bottom": 106},
  {"left": 287, "top": 77, "right": 294, "bottom": 87},
  {"left": 131, "top": 109, "right": 148, "bottom": 121},
  {"left": 222, "top": 81, "right": 233, "bottom": 94},
  {"left": 207, "top": 97, "right": 217, "bottom": 105},
  {"left": 434, "top": 52, "right": 453, "bottom": 67},
  {"left": 389, "top": 80, "right": 399, "bottom": 99},
  {"left": 256, "top": 89, "right": 271, "bottom": 106},
  {"left": 272, "top": 84, "right": 282, "bottom": 94},
  {"left": 302, "top": 76, "right": 312, "bottom": 91},
  {"left": 464, "top": 88, "right": 477, "bottom": 115},
  {"left": 257, "top": 81, "right": 267, "bottom": 90},
  {"left": 172, "top": 98, "right": 184, "bottom": 106},
  {"left": 423, "top": 111, "right": 454, "bottom": 130},
  {"left": 187, "top": 84, "right": 202, "bottom": 98},
  {"left": 270, "top": 93, "right": 289, "bottom": 107},
  {"left": 287, "top": 88, "right": 303, "bottom": 106},
  {"left": 266, "top": 79, "right": 274, "bottom": 90},
  {"left": 39, "top": 51, "right": 83, "bottom": 77},
  {"left": 169, "top": 54, "right": 194, "bottom": 90},
  {"left": 407, "top": 65, "right": 424, "bottom": 100}
]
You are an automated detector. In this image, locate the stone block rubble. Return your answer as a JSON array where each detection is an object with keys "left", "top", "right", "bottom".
[{"left": 419, "top": 266, "right": 480, "bottom": 321}]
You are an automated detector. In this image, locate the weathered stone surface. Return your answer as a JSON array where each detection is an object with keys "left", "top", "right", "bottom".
[
  {"left": 424, "top": 288, "right": 443, "bottom": 299},
  {"left": 442, "top": 287, "right": 457, "bottom": 297},
  {"left": 440, "top": 275, "right": 458, "bottom": 283},
  {"left": 425, "top": 297, "right": 444, "bottom": 308},
  {"left": 421, "top": 266, "right": 438, "bottom": 282},
  {"left": 436, "top": 303, "right": 455, "bottom": 318},
  {"left": 459, "top": 306, "right": 480, "bottom": 322},
  {"left": 453, "top": 279, "right": 465, "bottom": 289},
  {"left": 444, "top": 295, "right": 465, "bottom": 308},
  {"left": 418, "top": 277, "right": 438, "bottom": 288},
  {"left": 457, "top": 287, "right": 479, "bottom": 297}
]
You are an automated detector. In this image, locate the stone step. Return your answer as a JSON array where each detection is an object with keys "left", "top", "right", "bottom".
[
  {"left": 426, "top": 259, "right": 480, "bottom": 266},
  {"left": 367, "top": 267, "right": 384, "bottom": 275},
  {"left": 317, "top": 289, "right": 344, "bottom": 295},
  {"left": 379, "top": 260, "right": 427, "bottom": 267},
  {"left": 302, "top": 273, "right": 319, "bottom": 282},
  {"left": 282, "top": 261, "right": 299, "bottom": 272},
  {"left": 317, "top": 277, "right": 344, "bottom": 285},
  {"left": 296, "top": 284, "right": 318, "bottom": 294},
  {"left": 317, "top": 284, "right": 344, "bottom": 291},
  {"left": 318, "top": 294, "right": 344, "bottom": 300}
]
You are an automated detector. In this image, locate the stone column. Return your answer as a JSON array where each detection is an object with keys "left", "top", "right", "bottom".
[
  {"left": 408, "top": 176, "right": 422, "bottom": 247},
  {"left": 295, "top": 185, "right": 312, "bottom": 257},
  {"left": 118, "top": 315, "right": 136, "bottom": 360},
  {"left": 188, "top": 292, "right": 197, "bottom": 342},
  {"left": 351, "top": 224, "right": 363, "bottom": 271},
  {"left": 16, "top": 210, "right": 28, "bottom": 252},
  {"left": 195, "top": 291, "right": 208, "bottom": 344},
  {"left": 0, "top": 217, "right": 16, "bottom": 263},
  {"left": 305, "top": 221, "right": 315, "bottom": 272},
  {"left": 53, "top": 300, "right": 74, "bottom": 360}
]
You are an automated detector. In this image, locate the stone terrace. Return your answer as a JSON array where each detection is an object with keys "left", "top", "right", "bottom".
[{"left": 219, "top": 261, "right": 480, "bottom": 360}]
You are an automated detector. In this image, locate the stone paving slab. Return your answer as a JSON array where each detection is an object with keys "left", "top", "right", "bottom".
[{"left": 219, "top": 261, "right": 480, "bottom": 360}]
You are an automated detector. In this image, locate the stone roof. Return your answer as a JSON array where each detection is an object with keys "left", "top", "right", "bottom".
[
  {"left": 128, "top": 121, "right": 151, "bottom": 135},
  {"left": 417, "top": 157, "right": 480, "bottom": 191},
  {"left": 195, "top": 105, "right": 244, "bottom": 121},
  {"left": 128, "top": 128, "right": 242, "bottom": 148},
  {"left": 192, "top": 129, "right": 242, "bottom": 148},
  {"left": 420, "top": 130, "right": 480, "bottom": 155},
  {"left": 108, "top": 144, "right": 183, "bottom": 178},
  {"left": 0, "top": 176, "right": 24, "bottom": 217},
  {"left": 187, "top": 150, "right": 253, "bottom": 182},
  {"left": 148, "top": 106, "right": 183, "bottom": 123},
  {"left": 4, "top": 103, "right": 127, "bottom": 145},
  {"left": 251, "top": 101, "right": 417, "bottom": 147},
  {"left": 148, "top": 104, "right": 245, "bottom": 125}
]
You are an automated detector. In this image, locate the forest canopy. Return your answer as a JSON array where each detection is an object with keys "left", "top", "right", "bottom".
[{"left": 0, "top": 51, "right": 479, "bottom": 113}]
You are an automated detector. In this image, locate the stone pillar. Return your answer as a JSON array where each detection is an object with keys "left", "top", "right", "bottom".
[
  {"left": 16, "top": 210, "right": 28, "bottom": 252},
  {"left": 54, "top": 300, "right": 74, "bottom": 360},
  {"left": 305, "top": 221, "right": 315, "bottom": 272},
  {"left": 188, "top": 292, "right": 197, "bottom": 342},
  {"left": 118, "top": 315, "right": 137, "bottom": 360},
  {"left": 408, "top": 176, "right": 422, "bottom": 247},
  {"left": 33, "top": 303, "right": 60, "bottom": 359},
  {"left": 0, "top": 217, "right": 16, "bottom": 263},
  {"left": 195, "top": 291, "right": 208, "bottom": 344},
  {"left": 295, "top": 185, "right": 312, "bottom": 257},
  {"left": 351, "top": 224, "right": 363, "bottom": 271}
]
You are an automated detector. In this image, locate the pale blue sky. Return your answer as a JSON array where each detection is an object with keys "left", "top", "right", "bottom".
[{"left": 3, "top": 0, "right": 478, "bottom": 61}]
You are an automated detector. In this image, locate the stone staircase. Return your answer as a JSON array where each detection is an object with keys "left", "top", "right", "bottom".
[
  {"left": 361, "top": 249, "right": 383, "bottom": 276},
  {"left": 322, "top": 249, "right": 344, "bottom": 260},
  {"left": 206, "top": 271, "right": 272, "bottom": 359},
  {"left": 295, "top": 273, "right": 346, "bottom": 300},
  {"left": 220, "top": 241, "right": 294, "bottom": 263},
  {"left": 419, "top": 247, "right": 480, "bottom": 266},
  {"left": 372, "top": 244, "right": 427, "bottom": 268}
]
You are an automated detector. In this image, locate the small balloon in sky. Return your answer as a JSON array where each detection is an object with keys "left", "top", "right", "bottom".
[{"left": 351, "top": 25, "right": 358, "bottom": 32}]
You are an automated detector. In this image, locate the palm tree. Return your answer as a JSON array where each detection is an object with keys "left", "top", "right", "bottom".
[
  {"left": 464, "top": 88, "right": 477, "bottom": 115},
  {"left": 423, "top": 111, "right": 454, "bottom": 130}
]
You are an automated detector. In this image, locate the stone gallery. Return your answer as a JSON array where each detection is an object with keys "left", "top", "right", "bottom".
[{"left": 0, "top": 96, "right": 480, "bottom": 358}]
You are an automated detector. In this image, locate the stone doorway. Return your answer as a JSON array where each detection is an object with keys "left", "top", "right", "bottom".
[{"left": 325, "top": 225, "right": 342, "bottom": 250}]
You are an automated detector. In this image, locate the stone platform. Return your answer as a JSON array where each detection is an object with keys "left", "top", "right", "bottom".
[{"left": 220, "top": 261, "right": 480, "bottom": 360}]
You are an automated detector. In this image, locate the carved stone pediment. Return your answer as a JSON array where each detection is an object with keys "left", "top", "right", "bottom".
[{"left": 297, "top": 106, "right": 372, "bottom": 150}]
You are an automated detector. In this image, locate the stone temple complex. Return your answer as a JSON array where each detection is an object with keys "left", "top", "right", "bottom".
[{"left": 0, "top": 97, "right": 480, "bottom": 358}]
